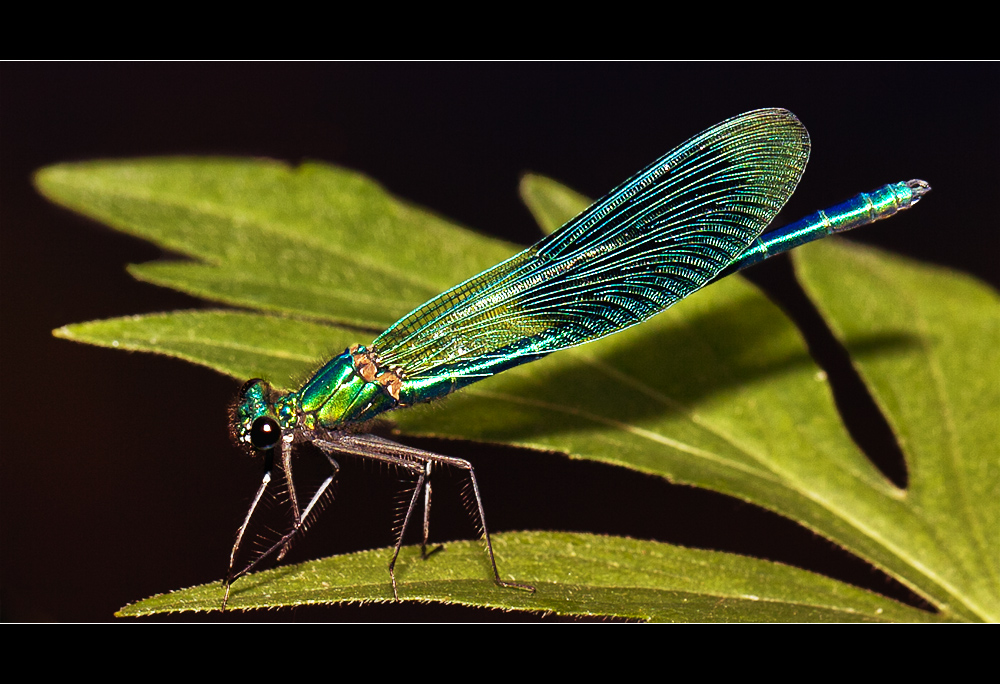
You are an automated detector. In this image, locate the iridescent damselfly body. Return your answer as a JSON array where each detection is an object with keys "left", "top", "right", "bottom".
[{"left": 224, "top": 108, "right": 929, "bottom": 608}]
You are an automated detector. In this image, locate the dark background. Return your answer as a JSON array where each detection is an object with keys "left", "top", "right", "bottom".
[{"left": 2, "top": 63, "right": 996, "bottom": 622}]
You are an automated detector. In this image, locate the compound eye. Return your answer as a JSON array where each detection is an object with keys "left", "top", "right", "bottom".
[{"left": 249, "top": 416, "right": 281, "bottom": 450}]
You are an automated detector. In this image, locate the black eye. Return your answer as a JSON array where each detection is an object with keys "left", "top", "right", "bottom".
[{"left": 249, "top": 416, "right": 281, "bottom": 450}]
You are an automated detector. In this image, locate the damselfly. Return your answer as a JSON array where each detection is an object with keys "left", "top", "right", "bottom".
[{"left": 224, "top": 108, "right": 929, "bottom": 608}]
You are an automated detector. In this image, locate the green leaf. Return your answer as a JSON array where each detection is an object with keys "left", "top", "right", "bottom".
[
  {"left": 117, "top": 532, "right": 938, "bottom": 622},
  {"left": 796, "top": 240, "right": 1000, "bottom": 622},
  {"left": 39, "top": 158, "right": 998, "bottom": 621}
]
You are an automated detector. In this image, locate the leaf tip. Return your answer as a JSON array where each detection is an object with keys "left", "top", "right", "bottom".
[{"left": 32, "top": 164, "right": 63, "bottom": 198}]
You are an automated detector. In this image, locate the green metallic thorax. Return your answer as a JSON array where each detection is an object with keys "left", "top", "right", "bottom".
[{"left": 292, "top": 346, "right": 400, "bottom": 428}]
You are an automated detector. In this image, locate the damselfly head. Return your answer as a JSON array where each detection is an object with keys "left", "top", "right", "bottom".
[{"left": 230, "top": 378, "right": 281, "bottom": 453}]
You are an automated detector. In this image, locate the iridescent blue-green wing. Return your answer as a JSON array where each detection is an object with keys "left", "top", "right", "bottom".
[{"left": 374, "top": 108, "right": 810, "bottom": 383}]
